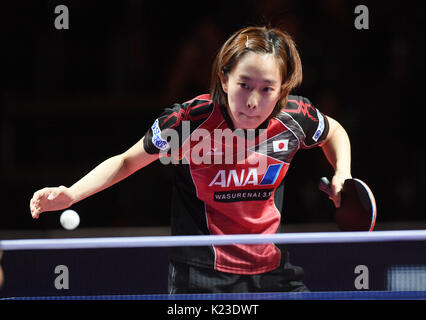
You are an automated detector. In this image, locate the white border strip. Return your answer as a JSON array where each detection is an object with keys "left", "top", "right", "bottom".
[{"left": 1, "top": 230, "right": 426, "bottom": 251}]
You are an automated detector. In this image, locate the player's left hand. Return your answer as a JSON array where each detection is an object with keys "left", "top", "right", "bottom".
[{"left": 329, "top": 172, "right": 352, "bottom": 208}]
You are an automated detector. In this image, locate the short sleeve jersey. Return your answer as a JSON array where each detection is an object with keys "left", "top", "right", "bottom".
[{"left": 144, "top": 94, "right": 329, "bottom": 274}]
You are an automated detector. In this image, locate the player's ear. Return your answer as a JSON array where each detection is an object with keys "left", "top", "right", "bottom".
[{"left": 219, "top": 71, "right": 229, "bottom": 94}]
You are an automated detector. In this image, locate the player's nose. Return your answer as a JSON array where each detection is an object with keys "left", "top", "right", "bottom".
[{"left": 246, "top": 91, "right": 260, "bottom": 110}]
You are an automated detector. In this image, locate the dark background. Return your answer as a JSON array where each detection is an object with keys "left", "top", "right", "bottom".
[{"left": 1, "top": 0, "right": 425, "bottom": 231}]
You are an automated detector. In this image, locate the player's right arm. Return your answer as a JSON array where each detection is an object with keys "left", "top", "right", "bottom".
[{"left": 29, "top": 136, "right": 159, "bottom": 218}]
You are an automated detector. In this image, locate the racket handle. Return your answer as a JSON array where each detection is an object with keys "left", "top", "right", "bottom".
[{"left": 318, "top": 177, "right": 332, "bottom": 197}]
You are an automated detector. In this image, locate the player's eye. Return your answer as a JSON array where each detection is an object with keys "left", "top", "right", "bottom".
[
  {"left": 238, "top": 83, "right": 249, "bottom": 89},
  {"left": 262, "top": 87, "right": 273, "bottom": 92}
]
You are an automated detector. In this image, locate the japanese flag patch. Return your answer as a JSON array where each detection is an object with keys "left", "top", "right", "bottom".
[{"left": 272, "top": 139, "right": 289, "bottom": 152}]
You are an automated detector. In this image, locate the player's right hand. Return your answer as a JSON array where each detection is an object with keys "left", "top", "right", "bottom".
[{"left": 30, "top": 186, "right": 74, "bottom": 218}]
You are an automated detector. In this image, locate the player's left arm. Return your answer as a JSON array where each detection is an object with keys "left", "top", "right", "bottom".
[{"left": 320, "top": 116, "right": 352, "bottom": 207}]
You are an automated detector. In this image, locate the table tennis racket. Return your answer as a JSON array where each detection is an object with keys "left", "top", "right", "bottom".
[{"left": 319, "top": 177, "right": 377, "bottom": 231}]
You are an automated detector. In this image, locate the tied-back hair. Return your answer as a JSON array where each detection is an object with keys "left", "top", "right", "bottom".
[{"left": 210, "top": 26, "right": 303, "bottom": 117}]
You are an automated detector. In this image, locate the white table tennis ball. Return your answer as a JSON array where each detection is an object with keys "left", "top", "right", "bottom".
[{"left": 60, "top": 209, "right": 80, "bottom": 230}]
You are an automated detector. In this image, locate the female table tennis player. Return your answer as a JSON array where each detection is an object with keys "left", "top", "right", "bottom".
[{"left": 30, "top": 26, "right": 352, "bottom": 293}]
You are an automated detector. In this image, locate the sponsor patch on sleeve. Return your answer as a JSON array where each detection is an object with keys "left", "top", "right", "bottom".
[
  {"left": 312, "top": 109, "right": 325, "bottom": 142},
  {"left": 151, "top": 119, "right": 170, "bottom": 151}
]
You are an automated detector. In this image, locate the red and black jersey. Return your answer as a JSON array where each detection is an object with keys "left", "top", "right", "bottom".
[{"left": 144, "top": 94, "right": 329, "bottom": 274}]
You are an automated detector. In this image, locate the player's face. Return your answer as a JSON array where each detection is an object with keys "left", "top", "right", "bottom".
[{"left": 221, "top": 52, "right": 282, "bottom": 129}]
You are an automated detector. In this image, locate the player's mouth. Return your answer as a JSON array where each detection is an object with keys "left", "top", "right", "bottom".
[{"left": 239, "top": 112, "right": 259, "bottom": 120}]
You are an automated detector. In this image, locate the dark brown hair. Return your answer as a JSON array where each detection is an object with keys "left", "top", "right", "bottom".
[{"left": 210, "top": 26, "right": 302, "bottom": 117}]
